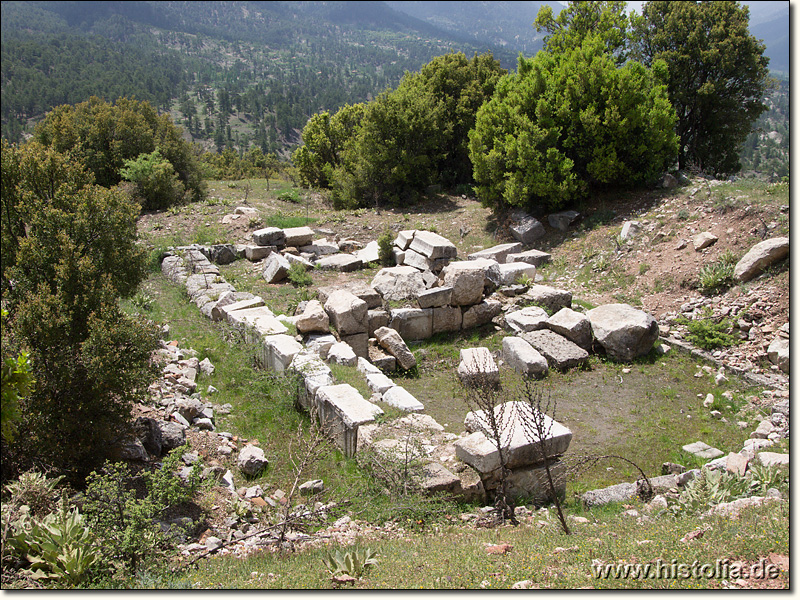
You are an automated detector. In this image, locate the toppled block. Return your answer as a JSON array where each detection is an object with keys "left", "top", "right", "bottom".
[
  {"left": 261, "top": 334, "right": 303, "bottom": 372},
  {"left": 316, "top": 254, "right": 363, "bottom": 272},
  {"left": 371, "top": 266, "right": 426, "bottom": 301},
  {"left": 324, "top": 290, "right": 368, "bottom": 336},
  {"left": 546, "top": 307, "right": 592, "bottom": 350},
  {"left": 253, "top": 227, "right": 286, "bottom": 247},
  {"left": 505, "top": 306, "right": 549, "bottom": 333},
  {"left": 408, "top": 230, "right": 458, "bottom": 260},
  {"left": 457, "top": 347, "right": 499, "bottom": 387},
  {"left": 381, "top": 386, "right": 424, "bottom": 412},
  {"left": 389, "top": 308, "right": 433, "bottom": 341},
  {"left": 586, "top": 304, "right": 658, "bottom": 361},
  {"left": 468, "top": 242, "right": 523, "bottom": 263},
  {"left": 502, "top": 336, "right": 548, "bottom": 378},
  {"left": 374, "top": 326, "right": 417, "bottom": 370},
  {"left": 506, "top": 249, "right": 551, "bottom": 267},
  {"left": 522, "top": 285, "right": 572, "bottom": 313},
  {"left": 520, "top": 330, "right": 589, "bottom": 370},
  {"left": 315, "top": 384, "right": 383, "bottom": 457}
]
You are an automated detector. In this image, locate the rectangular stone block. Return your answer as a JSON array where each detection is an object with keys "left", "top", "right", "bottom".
[
  {"left": 381, "top": 386, "right": 424, "bottom": 412},
  {"left": 283, "top": 226, "right": 315, "bottom": 248},
  {"left": 468, "top": 242, "right": 523, "bottom": 263},
  {"left": 417, "top": 286, "right": 452, "bottom": 309},
  {"left": 261, "top": 334, "right": 303, "bottom": 372},
  {"left": 520, "top": 329, "right": 588, "bottom": 370},
  {"left": 408, "top": 230, "right": 458, "bottom": 260},
  {"left": 389, "top": 307, "right": 433, "bottom": 341},
  {"left": 457, "top": 347, "right": 499, "bottom": 386},
  {"left": 315, "top": 384, "right": 383, "bottom": 457},
  {"left": 506, "top": 250, "right": 551, "bottom": 267},
  {"left": 432, "top": 305, "right": 462, "bottom": 334},
  {"left": 244, "top": 245, "right": 275, "bottom": 261},
  {"left": 341, "top": 332, "right": 369, "bottom": 360}
]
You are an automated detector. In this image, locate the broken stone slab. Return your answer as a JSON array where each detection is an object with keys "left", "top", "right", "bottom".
[
  {"left": 432, "top": 305, "right": 462, "bottom": 334},
  {"left": 304, "top": 333, "right": 337, "bottom": 359},
  {"left": 263, "top": 252, "right": 291, "bottom": 283},
  {"left": 295, "top": 299, "right": 330, "bottom": 334},
  {"left": 586, "top": 304, "right": 658, "bottom": 362},
  {"left": 285, "top": 252, "right": 314, "bottom": 271},
  {"left": 693, "top": 231, "right": 718, "bottom": 251},
  {"left": 402, "top": 248, "right": 434, "bottom": 272},
  {"left": 210, "top": 244, "right": 237, "bottom": 265},
  {"left": 548, "top": 210, "right": 580, "bottom": 232},
  {"left": 417, "top": 286, "right": 452, "bottom": 309},
  {"left": 283, "top": 226, "right": 315, "bottom": 248},
  {"left": 389, "top": 308, "right": 433, "bottom": 341},
  {"left": 244, "top": 244, "right": 275, "bottom": 262},
  {"left": 754, "top": 452, "right": 789, "bottom": 469},
  {"left": 318, "top": 284, "right": 381, "bottom": 309},
  {"left": 520, "top": 330, "right": 589, "bottom": 370},
  {"left": 324, "top": 290, "right": 368, "bottom": 336},
  {"left": 219, "top": 296, "right": 266, "bottom": 322},
  {"left": 502, "top": 458, "right": 567, "bottom": 503},
  {"left": 441, "top": 260, "right": 490, "bottom": 306},
  {"left": 299, "top": 238, "right": 339, "bottom": 256},
  {"left": 210, "top": 291, "right": 258, "bottom": 321},
  {"left": 419, "top": 462, "right": 462, "bottom": 495},
  {"left": 368, "top": 345, "right": 396, "bottom": 371},
  {"left": 355, "top": 240, "right": 380, "bottom": 265},
  {"left": 393, "top": 230, "right": 416, "bottom": 250},
  {"left": 381, "top": 386, "right": 424, "bottom": 412},
  {"left": 468, "top": 242, "right": 523, "bottom": 263},
  {"left": 261, "top": 334, "right": 303, "bottom": 372},
  {"left": 502, "top": 336, "right": 548, "bottom": 379},
  {"left": 505, "top": 306, "right": 550, "bottom": 333},
  {"left": 725, "top": 452, "right": 749, "bottom": 477},
  {"left": 253, "top": 227, "right": 286, "bottom": 247},
  {"left": 457, "top": 347, "right": 500, "bottom": 386},
  {"left": 408, "top": 230, "right": 458, "bottom": 260},
  {"left": 357, "top": 356, "right": 382, "bottom": 375},
  {"left": 734, "top": 237, "right": 789, "bottom": 282},
  {"left": 546, "top": 307, "right": 593, "bottom": 350},
  {"left": 366, "top": 372, "right": 395, "bottom": 395},
  {"left": 227, "top": 306, "right": 288, "bottom": 337},
  {"left": 315, "top": 254, "right": 363, "bottom": 272},
  {"left": 370, "top": 266, "right": 426, "bottom": 301},
  {"left": 368, "top": 309, "right": 390, "bottom": 336},
  {"left": 315, "top": 384, "right": 383, "bottom": 457},
  {"left": 498, "top": 262, "right": 537, "bottom": 285},
  {"left": 582, "top": 482, "right": 637, "bottom": 507},
  {"left": 458, "top": 401, "right": 572, "bottom": 472},
  {"left": 506, "top": 249, "right": 552, "bottom": 267},
  {"left": 461, "top": 299, "right": 502, "bottom": 330},
  {"left": 522, "top": 285, "right": 572, "bottom": 313},
  {"left": 290, "top": 351, "right": 334, "bottom": 411},
  {"left": 299, "top": 479, "right": 325, "bottom": 495},
  {"left": 682, "top": 441, "right": 724, "bottom": 460},
  {"left": 510, "top": 215, "right": 545, "bottom": 245},
  {"left": 326, "top": 341, "right": 358, "bottom": 367},
  {"left": 374, "top": 326, "right": 417, "bottom": 370}
]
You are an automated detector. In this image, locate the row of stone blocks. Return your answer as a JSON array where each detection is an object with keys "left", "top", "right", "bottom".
[{"left": 160, "top": 250, "right": 424, "bottom": 459}]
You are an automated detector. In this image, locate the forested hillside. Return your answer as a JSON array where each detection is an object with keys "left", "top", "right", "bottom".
[{"left": 1, "top": 0, "right": 521, "bottom": 153}]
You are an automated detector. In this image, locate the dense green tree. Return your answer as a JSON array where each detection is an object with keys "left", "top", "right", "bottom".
[
  {"left": 33, "top": 97, "right": 205, "bottom": 205},
  {"left": 534, "top": 1, "right": 631, "bottom": 64},
  {"left": 632, "top": 1, "right": 770, "bottom": 174},
  {"left": 1, "top": 141, "right": 159, "bottom": 482},
  {"left": 468, "top": 35, "right": 678, "bottom": 212}
]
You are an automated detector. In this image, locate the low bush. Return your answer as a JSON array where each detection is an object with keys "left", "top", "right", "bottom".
[
  {"left": 287, "top": 262, "right": 313, "bottom": 287},
  {"left": 677, "top": 309, "right": 740, "bottom": 350},
  {"left": 698, "top": 251, "right": 737, "bottom": 295}
]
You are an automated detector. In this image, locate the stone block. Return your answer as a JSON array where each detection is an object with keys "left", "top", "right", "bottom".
[
  {"left": 315, "top": 254, "right": 363, "bottom": 272},
  {"left": 244, "top": 245, "right": 274, "bottom": 262},
  {"left": 510, "top": 216, "right": 545, "bottom": 245},
  {"left": 210, "top": 291, "right": 258, "bottom": 321},
  {"left": 502, "top": 336, "right": 548, "bottom": 378},
  {"left": 586, "top": 304, "right": 658, "bottom": 361},
  {"left": 366, "top": 372, "right": 395, "bottom": 395},
  {"left": 263, "top": 252, "right": 291, "bottom": 283},
  {"left": 374, "top": 326, "right": 417, "bottom": 370},
  {"left": 734, "top": 237, "right": 789, "bottom": 282},
  {"left": 546, "top": 307, "right": 592, "bottom": 350},
  {"left": 504, "top": 459, "right": 567, "bottom": 503},
  {"left": 505, "top": 306, "right": 549, "bottom": 333},
  {"left": 520, "top": 330, "right": 589, "bottom": 370},
  {"left": 498, "top": 262, "right": 536, "bottom": 285},
  {"left": 253, "top": 227, "right": 286, "bottom": 247},
  {"left": 300, "top": 239, "right": 339, "bottom": 256},
  {"left": 356, "top": 240, "right": 380, "bottom": 265},
  {"left": 682, "top": 441, "right": 724, "bottom": 460},
  {"left": 468, "top": 242, "right": 523, "bottom": 263},
  {"left": 283, "top": 226, "right": 315, "bottom": 248},
  {"left": 461, "top": 299, "right": 502, "bottom": 330},
  {"left": 371, "top": 266, "right": 426, "bottom": 301},
  {"left": 315, "top": 384, "right": 383, "bottom": 457},
  {"left": 295, "top": 299, "right": 330, "bottom": 334},
  {"left": 523, "top": 285, "right": 572, "bottom": 312},
  {"left": 304, "top": 333, "right": 337, "bottom": 359},
  {"left": 441, "top": 261, "right": 489, "bottom": 306},
  {"left": 506, "top": 249, "right": 552, "bottom": 267},
  {"left": 408, "top": 230, "right": 458, "bottom": 260},
  {"left": 432, "top": 305, "right": 462, "bottom": 334},
  {"left": 261, "top": 334, "right": 303, "bottom": 372},
  {"left": 324, "top": 290, "right": 368, "bottom": 336},
  {"left": 381, "top": 386, "right": 424, "bottom": 412},
  {"left": 457, "top": 347, "right": 499, "bottom": 386},
  {"left": 393, "top": 230, "right": 416, "bottom": 251},
  {"left": 326, "top": 341, "right": 358, "bottom": 367},
  {"left": 402, "top": 248, "right": 434, "bottom": 271},
  {"left": 389, "top": 308, "right": 433, "bottom": 341},
  {"left": 341, "top": 332, "right": 369, "bottom": 360},
  {"left": 548, "top": 210, "right": 580, "bottom": 232}
]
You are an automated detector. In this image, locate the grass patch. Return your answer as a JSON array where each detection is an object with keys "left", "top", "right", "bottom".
[
  {"left": 264, "top": 211, "right": 317, "bottom": 229},
  {"left": 697, "top": 251, "right": 737, "bottom": 295}
]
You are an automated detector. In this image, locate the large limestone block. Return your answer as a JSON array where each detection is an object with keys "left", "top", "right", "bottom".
[
  {"left": 498, "top": 262, "right": 537, "bottom": 285},
  {"left": 393, "top": 230, "right": 417, "bottom": 251},
  {"left": 262, "top": 334, "right": 303, "bottom": 372},
  {"left": 300, "top": 238, "right": 339, "bottom": 256},
  {"left": 341, "top": 333, "right": 369, "bottom": 360},
  {"left": 381, "top": 386, "right": 424, "bottom": 412},
  {"left": 506, "top": 249, "right": 551, "bottom": 267},
  {"left": 408, "top": 230, "right": 457, "bottom": 260},
  {"left": 366, "top": 372, "right": 395, "bottom": 395},
  {"left": 546, "top": 307, "right": 592, "bottom": 350},
  {"left": 734, "top": 237, "right": 789, "bottom": 282},
  {"left": 263, "top": 252, "right": 291, "bottom": 283},
  {"left": 441, "top": 261, "right": 489, "bottom": 306},
  {"left": 505, "top": 306, "right": 549, "bottom": 333},
  {"left": 457, "top": 401, "right": 572, "bottom": 472},
  {"left": 417, "top": 286, "right": 452, "bottom": 309},
  {"left": 370, "top": 266, "right": 426, "bottom": 301},
  {"left": 285, "top": 253, "right": 314, "bottom": 271},
  {"left": 389, "top": 308, "right": 433, "bottom": 341},
  {"left": 520, "top": 330, "right": 589, "bottom": 370},
  {"left": 253, "top": 227, "right": 286, "bottom": 247},
  {"left": 523, "top": 285, "right": 572, "bottom": 313},
  {"left": 228, "top": 306, "right": 288, "bottom": 337},
  {"left": 504, "top": 459, "right": 567, "bottom": 503},
  {"left": 586, "top": 304, "right": 658, "bottom": 361},
  {"left": 374, "top": 326, "right": 417, "bottom": 370},
  {"left": 356, "top": 240, "right": 380, "bottom": 265},
  {"left": 548, "top": 210, "right": 580, "bottom": 232},
  {"left": 315, "top": 254, "right": 363, "bottom": 272},
  {"left": 283, "top": 226, "right": 315, "bottom": 248},
  {"left": 502, "top": 336, "right": 548, "bottom": 378},
  {"left": 244, "top": 245, "right": 274, "bottom": 262},
  {"left": 468, "top": 242, "right": 523, "bottom": 263},
  {"left": 295, "top": 299, "right": 330, "bottom": 334},
  {"left": 304, "top": 333, "right": 338, "bottom": 359},
  {"left": 220, "top": 297, "right": 266, "bottom": 323},
  {"left": 290, "top": 351, "right": 334, "bottom": 411},
  {"left": 402, "top": 248, "right": 434, "bottom": 272},
  {"left": 510, "top": 215, "right": 545, "bottom": 245},
  {"left": 457, "top": 347, "right": 500, "bottom": 386},
  {"left": 368, "top": 309, "right": 390, "bottom": 336},
  {"left": 324, "top": 290, "right": 368, "bottom": 336},
  {"left": 315, "top": 384, "right": 383, "bottom": 457},
  {"left": 433, "top": 305, "right": 462, "bottom": 334},
  {"left": 326, "top": 341, "right": 358, "bottom": 367},
  {"left": 461, "top": 299, "right": 502, "bottom": 330}
]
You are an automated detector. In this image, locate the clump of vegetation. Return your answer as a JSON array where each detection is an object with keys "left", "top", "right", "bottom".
[
  {"left": 277, "top": 188, "right": 301, "bottom": 204},
  {"left": 677, "top": 309, "right": 740, "bottom": 350},
  {"left": 120, "top": 149, "right": 186, "bottom": 211},
  {"left": 377, "top": 230, "right": 395, "bottom": 267},
  {"left": 287, "top": 262, "right": 313, "bottom": 287},
  {"left": 697, "top": 251, "right": 737, "bottom": 295},
  {"left": 322, "top": 546, "right": 378, "bottom": 580}
]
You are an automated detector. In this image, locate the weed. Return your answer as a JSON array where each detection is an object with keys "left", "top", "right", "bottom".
[
  {"left": 277, "top": 188, "right": 301, "bottom": 204},
  {"left": 378, "top": 230, "right": 395, "bottom": 267},
  {"left": 677, "top": 309, "right": 740, "bottom": 350},
  {"left": 698, "top": 251, "right": 737, "bottom": 295},
  {"left": 670, "top": 465, "right": 750, "bottom": 516},
  {"left": 638, "top": 263, "right": 651, "bottom": 276},
  {"left": 515, "top": 273, "right": 534, "bottom": 287},
  {"left": 322, "top": 546, "right": 378, "bottom": 580},
  {"left": 676, "top": 208, "right": 690, "bottom": 221},
  {"left": 248, "top": 216, "right": 263, "bottom": 229},
  {"left": 287, "top": 262, "right": 313, "bottom": 287}
]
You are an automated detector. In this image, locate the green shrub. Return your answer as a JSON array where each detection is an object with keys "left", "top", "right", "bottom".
[
  {"left": 120, "top": 150, "right": 186, "bottom": 211},
  {"left": 277, "top": 188, "right": 301, "bottom": 204},
  {"left": 378, "top": 230, "right": 395, "bottom": 267},
  {"left": 677, "top": 310, "right": 740, "bottom": 350},
  {"left": 287, "top": 262, "right": 313, "bottom": 287},
  {"left": 3, "top": 470, "right": 64, "bottom": 519},
  {"left": 82, "top": 446, "right": 202, "bottom": 576},
  {"left": 670, "top": 465, "right": 750, "bottom": 516}
]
